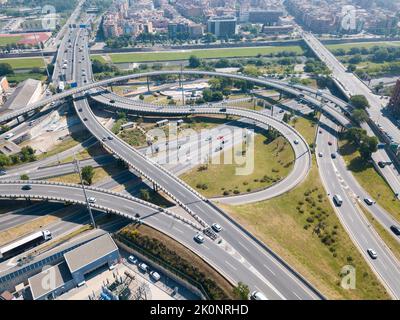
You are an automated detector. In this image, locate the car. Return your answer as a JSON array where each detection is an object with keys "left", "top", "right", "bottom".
[
  {"left": 367, "top": 248, "right": 378, "bottom": 259},
  {"left": 217, "top": 136, "right": 224, "bottom": 140},
  {"left": 279, "top": 109, "right": 285, "bottom": 113},
  {"left": 318, "top": 152, "right": 323, "bottom": 157},
  {"left": 331, "top": 153, "right": 337, "bottom": 159},
  {"left": 22, "top": 184, "right": 32, "bottom": 191},
  {"left": 78, "top": 108, "right": 82, "bottom": 112},
  {"left": 138, "top": 262, "right": 148, "bottom": 272},
  {"left": 102, "top": 137, "right": 107, "bottom": 142},
  {"left": 83, "top": 117, "right": 88, "bottom": 121},
  {"left": 194, "top": 234, "right": 205, "bottom": 243},
  {"left": 328, "top": 141, "right": 333, "bottom": 146},
  {"left": 211, "top": 223, "right": 222, "bottom": 232},
  {"left": 319, "top": 130, "right": 322, "bottom": 134},
  {"left": 88, "top": 197, "right": 96, "bottom": 204},
  {"left": 128, "top": 255, "right": 138, "bottom": 264},
  {"left": 294, "top": 139, "right": 299, "bottom": 145},
  {"left": 189, "top": 108, "right": 195, "bottom": 112},
  {"left": 364, "top": 198, "right": 374, "bottom": 205},
  {"left": 390, "top": 225, "right": 400, "bottom": 236},
  {"left": 250, "top": 291, "right": 268, "bottom": 300},
  {"left": 149, "top": 271, "right": 161, "bottom": 281},
  {"left": 378, "top": 161, "right": 386, "bottom": 168},
  {"left": 107, "top": 136, "right": 113, "bottom": 140},
  {"left": 0, "top": 170, "right": 6, "bottom": 176},
  {"left": 109, "top": 100, "right": 115, "bottom": 104}
]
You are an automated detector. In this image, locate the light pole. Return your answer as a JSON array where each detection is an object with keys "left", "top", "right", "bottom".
[{"left": 74, "top": 154, "right": 96, "bottom": 228}]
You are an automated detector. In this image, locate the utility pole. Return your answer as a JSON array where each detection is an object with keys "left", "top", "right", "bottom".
[
  {"left": 180, "top": 64, "right": 185, "bottom": 106},
  {"left": 74, "top": 154, "right": 96, "bottom": 228}
]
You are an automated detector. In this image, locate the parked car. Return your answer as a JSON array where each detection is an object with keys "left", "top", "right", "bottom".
[
  {"left": 150, "top": 271, "right": 161, "bottom": 281},
  {"left": 128, "top": 255, "right": 138, "bottom": 264},
  {"left": 0, "top": 170, "right": 6, "bottom": 176},
  {"left": 138, "top": 262, "right": 148, "bottom": 272}
]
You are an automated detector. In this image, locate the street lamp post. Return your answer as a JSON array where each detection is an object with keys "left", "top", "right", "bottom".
[{"left": 74, "top": 154, "right": 96, "bottom": 228}]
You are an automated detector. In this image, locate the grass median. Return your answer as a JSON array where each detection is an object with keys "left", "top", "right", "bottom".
[
  {"left": 180, "top": 133, "right": 295, "bottom": 198},
  {"left": 338, "top": 139, "right": 400, "bottom": 222}
]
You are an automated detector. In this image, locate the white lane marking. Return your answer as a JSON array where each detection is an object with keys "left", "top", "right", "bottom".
[
  {"left": 225, "top": 260, "right": 238, "bottom": 271},
  {"left": 263, "top": 264, "right": 276, "bottom": 277},
  {"left": 292, "top": 291, "right": 301, "bottom": 300}
]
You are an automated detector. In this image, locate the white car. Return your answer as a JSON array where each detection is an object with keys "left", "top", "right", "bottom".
[
  {"left": 138, "top": 262, "right": 148, "bottom": 272},
  {"left": 194, "top": 234, "right": 205, "bottom": 243},
  {"left": 364, "top": 198, "right": 374, "bottom": 206},
  {"left": 251, "top": 291, "right": 268, "bottom": 300},
  {"left": 318, "top": 152, "right": 323, "bottom": 157},
  {"left": 88, "top": 197, "right": 96, "bottom": 204},
  {"left": 367, "top": 248, "right": 378, "bottom": 259},
  {"left": 212, "top": 223, "right": 222, "bottom": 232},
  {"left": 128, "top": 255, "right": 138, "bottom": 264},
  {"left": 150, "top": 271, "right": 161, "bottom": 281}
]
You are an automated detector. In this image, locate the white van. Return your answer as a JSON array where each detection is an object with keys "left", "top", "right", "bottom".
[{"left": 333, "top": 194, "right": 343, "bottom": 207}]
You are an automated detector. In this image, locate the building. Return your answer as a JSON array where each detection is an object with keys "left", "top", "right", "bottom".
[
  {"left": 388, "top": 79, "right": 400, "bottom": 117},
  {"left": 261, "top": 24, "right": 295, "bottom": 35},
  {"left": 28, "top": 234, "right": 120, "bottom": 300},
  {"left": 207, "top": 16, "right": 237, "bottom": 38},
  {"left": 2, "top": 79, "right": 43, "bottom": 112},
  {"left": 244, "top": 10, "right": 284, "bottom": 25},
  {"left": 168, "top": 22, "right": 189, "bottom": 39}
]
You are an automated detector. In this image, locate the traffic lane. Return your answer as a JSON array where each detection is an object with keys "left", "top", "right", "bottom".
[
  {"left": 317, "top": 123, "right": 400, "bottom": 298},
  {"left": 321, "top": 116, "right": 400, "bottom": 242}
]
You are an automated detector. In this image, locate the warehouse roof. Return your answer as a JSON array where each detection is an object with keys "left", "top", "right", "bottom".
[
  {"left": 28, "top": 262, "right": 72, "bottom": 300},
  {"left": 3, "top": 78, "right": 42, "bottom": 111},
  {"left": 64, "top": 234, "right": 118, "bottom": 273}
]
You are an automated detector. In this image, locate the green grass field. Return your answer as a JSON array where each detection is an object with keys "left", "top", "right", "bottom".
[
  {"left": 327, "top": 41, "right": 400, "bottom": 51},
  {"left": 0, "top": 57, "right": 45, "bottom": 69},
  {"left": 0, "top": 36, "right": 23, "bottom": 46},
  {"left": 180, "top": 133, "right": 295, "bottom": 198},
  {"left": 107, "top": 46, "right": 304, "bottom": 63},
  {"left": 6, "top": 72, "right": 46, "bottom": 84}
]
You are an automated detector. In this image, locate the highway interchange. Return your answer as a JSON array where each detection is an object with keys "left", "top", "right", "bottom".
[{"left": 0, "top": 16, "right": 400, "bottom": 300}]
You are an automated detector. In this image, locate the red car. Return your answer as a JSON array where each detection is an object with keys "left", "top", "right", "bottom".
[{"left": 217, "top": 136, "right": 224, "bottom": 140}]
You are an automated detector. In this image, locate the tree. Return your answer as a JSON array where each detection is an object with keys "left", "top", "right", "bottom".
[
  {"left": 350, "top": 95, "right": 370, "bottom": 109},
  {"left": 20, "top": 174, "right": 29, "bottom": 180},
  {"left": 359, "top": 136, "right": 378, "bottom": 160},
  {"left": 188, "top": 55, "right": 201, "bottom": 68},
  {"left": 0, "top": 63, "right": 13, "bottom": 76},
  {"left": 0, "top": 154, "right": 10, "bottom": 168},
  {"left": 345, "top": 127, "right": 367, "bottom": 144},
  {"left": 347, "top": 64, "right": 357, "bottom": 72},
  {"left": 140, "top": 188, "right": 151, "bottom": 202},
  {"left": 233, "top": 282, "right": 250, "bottom": 300},
  {"left": 81, "top": 165, "right": 95, "bottom": 185},
  {"left": 352, "top": 109, "right": 369, "bottom": 124}
]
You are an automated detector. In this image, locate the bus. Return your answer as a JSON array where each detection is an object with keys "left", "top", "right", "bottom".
[{"left": 0, "top": 230, "right": 52, "bottom": 262}]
